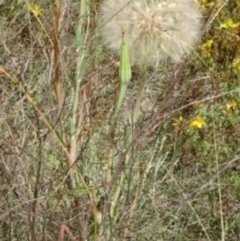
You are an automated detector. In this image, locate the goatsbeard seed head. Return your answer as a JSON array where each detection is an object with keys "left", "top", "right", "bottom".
[{"left": 100, "top": 0, "right": 202, "bottom": 68}]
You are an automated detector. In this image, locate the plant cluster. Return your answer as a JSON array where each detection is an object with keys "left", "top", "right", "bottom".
[{"left": 0, "top": 0, "right": 240, "bottom": 241}]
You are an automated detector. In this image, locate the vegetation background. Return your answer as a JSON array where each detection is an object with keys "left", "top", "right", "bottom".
[{"left": 0, "top": 0, "right": 240, "bottom": 240}]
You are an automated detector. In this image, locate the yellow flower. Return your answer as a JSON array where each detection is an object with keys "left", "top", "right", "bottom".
[
  {"left": 200, "top": 0, "right": 214, "bottom": 8},
  {"left": 201, "top": 39, "right": 213, "bottom": 59},
  {"left": 233, "top": 57, "right": 240, "bottom": 73},
  {"left": 226, "top": 100, "right": 237, "bottom": 111},
  {"left": 220, "top": 19, "right": 240, "bottom": 30},
  {"left": 172, "top": 116, "right": 184, "bottom": 127},
  {"left": 189, "top": 115, "right": 206, "bottom": 129},
  {"left": 204, "top": 39, "right": 213, "bottom": 49},
  {"left": 199, "top": 0, "right": 206, "bottom": 5},
  {"left": 27, "top": 4, "right": 43, "bottom": 17}
]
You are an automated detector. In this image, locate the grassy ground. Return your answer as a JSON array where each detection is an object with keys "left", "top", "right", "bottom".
[{"left": 1, "top": 0, "right": 240, "bottom": 240}]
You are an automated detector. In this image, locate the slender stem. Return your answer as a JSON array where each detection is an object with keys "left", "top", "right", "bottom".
[{"left": 133, "top": 77, "right": 145, "bottom": 123}]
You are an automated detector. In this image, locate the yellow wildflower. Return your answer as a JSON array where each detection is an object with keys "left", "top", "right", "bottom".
[
  {"left": 27, "top": 4, "right": 43, "bottom": 17},
  {"left": 189, "top": 115, "right": 206, "bottom": 129},
  {"left": 201, "top": 39, "right": 213, "bottom": 59},
  {"left": 226, "top": 100, "right": 237, "bottom": 111},
  {"left": 205, "top": 39, "right": 213, "bottom": 48},
  {"left": 200, "top": 0, "right": 214, "bottom": 8},
  {"left": 172, "top": 116, "right": 184, "bottom": 127},
  {"left": 199, "top": 0, "right": 207, "bottom": 5},
  {"left": 220, "top": 19, "right": 240, "bottom": 30},
  {"left": 201, "top": 39, "right": 213, "bottom": 51},
  {"left": 233, "top": 57, "right": 240, "bottom": 73}
]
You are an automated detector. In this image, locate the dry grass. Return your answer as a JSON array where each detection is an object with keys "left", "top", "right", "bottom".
[{"left": 1, "top": 0, "right": 240, "bottom": 241}]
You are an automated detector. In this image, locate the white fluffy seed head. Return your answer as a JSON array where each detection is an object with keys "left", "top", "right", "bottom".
[{"left": 99, "top": 0, "right": 202, "bottom": 68}]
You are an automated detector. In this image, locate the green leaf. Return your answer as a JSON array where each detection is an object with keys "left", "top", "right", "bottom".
[{"left": 119, "top": 30, "right": 132, "bottom": 84}]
